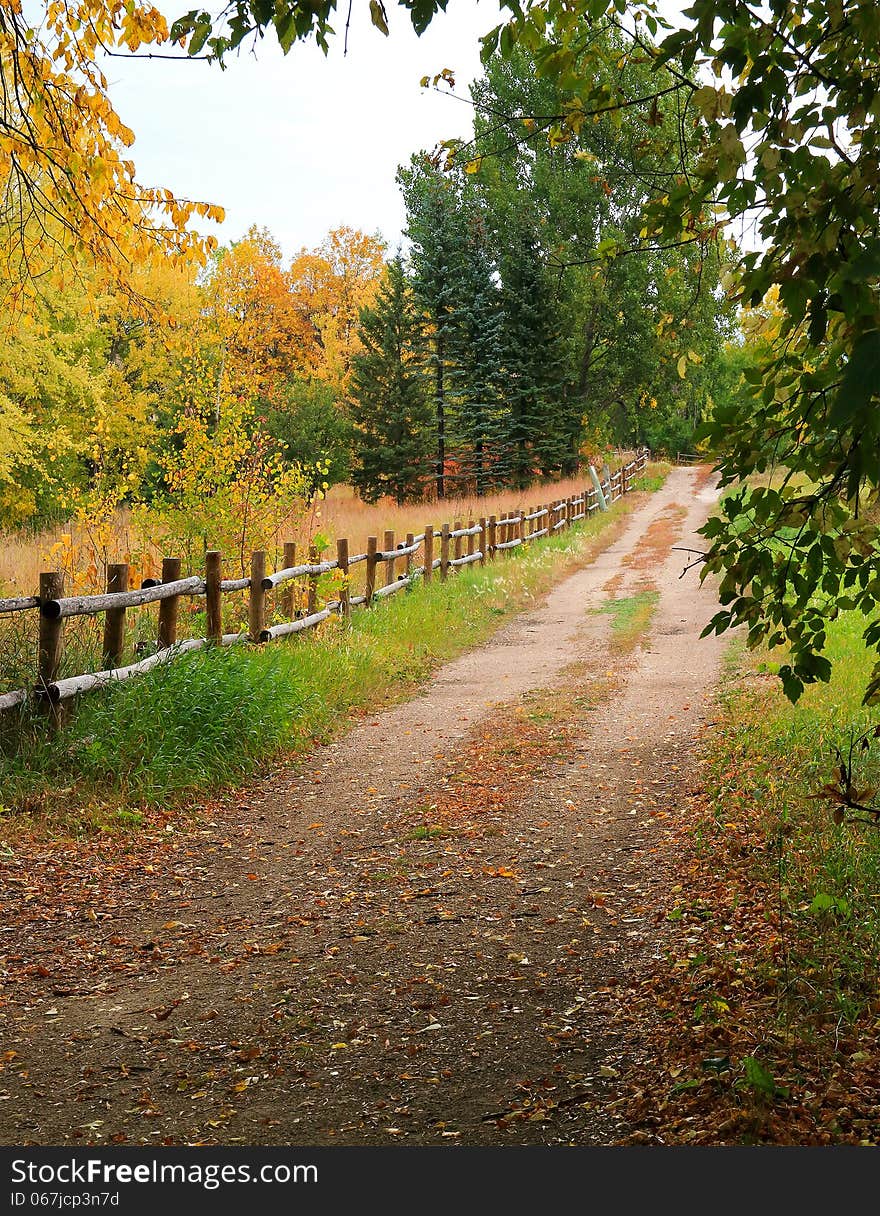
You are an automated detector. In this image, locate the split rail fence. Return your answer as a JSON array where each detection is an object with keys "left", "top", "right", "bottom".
[{"left": 0, "top": 450, "right": 649, "bottom": 719}]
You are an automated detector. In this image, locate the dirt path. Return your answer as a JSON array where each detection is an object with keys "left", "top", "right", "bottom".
[{"left": 0, "top": 466, "right": 726, "bottom": 1145}]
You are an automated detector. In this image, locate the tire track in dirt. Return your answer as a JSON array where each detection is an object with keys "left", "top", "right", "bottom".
[{"left": 0, "top": 467, "right": 726, "bottom": 1145}]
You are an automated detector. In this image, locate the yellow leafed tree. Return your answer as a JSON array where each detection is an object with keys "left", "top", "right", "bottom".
[
  {"left": 0, "top": 0, "right": 222, "bottom": 314},
  {"left": 288, "top": 226, "right": 386, "bottom": 392},
  {"left": 200, "top": 227, "right": 315, "bottom": 409}
]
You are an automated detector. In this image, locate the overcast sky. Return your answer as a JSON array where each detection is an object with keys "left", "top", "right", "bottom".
[{"left": 107, "top": 2, "right": 505, "bottom": 260}]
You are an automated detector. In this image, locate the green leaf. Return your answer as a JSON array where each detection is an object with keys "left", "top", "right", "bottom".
[
  {"left": 187, "top": 18, "right": 213, "bottom": 55},
  {"left": 807, "top": 892, "right": 837, "bottom": 915},
  {"left": 779, "top": 665, "right": 804, "bottom": 704},
  {"left": 808, "top": 297, "right": 828, "bottom": 346},
  {"left": 833, "top": 329, "right": 880, "bottom": 419},
  {"left": 741, "top": 1055, "right": 786, "bottom": 1099}
]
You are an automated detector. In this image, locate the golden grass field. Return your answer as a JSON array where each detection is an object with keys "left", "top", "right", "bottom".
[{"left": 0, "top": 467, "right": 623, "bottom": 598}]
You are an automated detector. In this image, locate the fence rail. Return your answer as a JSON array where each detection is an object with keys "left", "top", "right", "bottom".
[{"left": 0, "top": 450, "right": 649, "bottom": 719}]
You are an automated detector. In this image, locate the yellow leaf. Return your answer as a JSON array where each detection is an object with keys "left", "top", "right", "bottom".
[{"left": 369, "top": 0, "right": 389, "bottom": 36}]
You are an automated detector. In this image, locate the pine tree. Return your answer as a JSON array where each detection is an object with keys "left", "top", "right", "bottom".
[
  {"left": 348, "top": 257, "right": 432, "bottom": 505},
  {"left": 449, "top": 211, "right": 505, "bottom": 496},
  {"left": 498, "top": 227, "right": 567, "bottom": 487},
  {"left": 397, "top": 157, "right": 468, "bottom": 500}
]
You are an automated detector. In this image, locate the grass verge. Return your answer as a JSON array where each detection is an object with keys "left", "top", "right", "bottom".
[
  {"left": 624, "top": 612, "right": 880, "bottom": 1144},
  {"left": 0, "top": 472, "right": 668, "bottom": 832}
]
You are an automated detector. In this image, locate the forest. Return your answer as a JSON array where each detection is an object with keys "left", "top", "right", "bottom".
[
  {"left": 0, "top": 24, "right": 733, "bottom": 571},
  {"left": 3, "top": 0, "right": 880, "bottom": 1162}
]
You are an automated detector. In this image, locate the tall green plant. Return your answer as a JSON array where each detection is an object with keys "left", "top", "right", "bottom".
[{"left": 349, "top": 257, "right": 432, "bottom": 505}]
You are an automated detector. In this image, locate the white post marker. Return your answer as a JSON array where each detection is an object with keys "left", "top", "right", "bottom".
[{"left": 589, "top": 465, "right": 608, "bottom": 511}]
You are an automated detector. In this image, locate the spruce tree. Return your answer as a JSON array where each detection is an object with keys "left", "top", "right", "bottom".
[
  {"left": 348, "top": 257, "right": 431, "bottom": 505},
  {"left": 449, "top": 211, "right": 505, "bottom": 496},
  {"left": 498, "top": 227, "right": 567, "bottom": 487},
  {"left": 397, "top": 156, "right": 468, "bottom": 500}
]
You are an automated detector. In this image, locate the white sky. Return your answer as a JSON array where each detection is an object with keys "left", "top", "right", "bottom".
[{"left": 107, "top": 2, "right": 504, "bottom": 259}]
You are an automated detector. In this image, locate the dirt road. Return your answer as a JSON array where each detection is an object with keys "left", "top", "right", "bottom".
[{"left": 0, "top": 466, "right": 727, "bottom": 1145}]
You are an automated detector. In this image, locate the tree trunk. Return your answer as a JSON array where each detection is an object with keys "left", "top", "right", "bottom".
[{"left": 435, "top": 331, "right": 446, "bottom": 500}]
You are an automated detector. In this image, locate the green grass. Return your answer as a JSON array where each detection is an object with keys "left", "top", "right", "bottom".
[
  {"left": 0, "top": 481, "right": 668, "bottom": 830},
  {"left": 598, "top": 589, "right": 660, "bottom": 649},
  {"left": 633, "top": 462, "right": 672, "bottom": 494},
  {"left": 707, "top": 611, "right": 880, "bottom": 1023}
]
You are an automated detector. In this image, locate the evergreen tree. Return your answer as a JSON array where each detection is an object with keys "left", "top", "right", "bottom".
[
  {"left": 498, "top": 226, "right": 567, "bottom": 487},
  {"left": 348, "top": 257, "right": 431, "bottom": 505},
  {"left": 448, "top": 209, "right": 505, "bottom": 496},
  {"left": 397, "top": 156, "right": 468, "bottom": 500}
]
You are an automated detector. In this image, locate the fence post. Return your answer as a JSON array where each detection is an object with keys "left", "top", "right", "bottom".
[
  {"left": 440, "top": 523, "right": 450, "bottom": 582},
  {"left": 102, "top": 562, "right": 129, "bottom": 668},
  {"left": 452, "top": 519, "right": 461, "bottom": 564},
  {"left": 157, "top": 556, "right": 181, "bottom": 650},
  {"left": 205, "top": 550, "right": 222, "bottom": 641},
  {"left": 405, "top": 532, "right": 414, "bottom": 581},
  {"left": 467, "top": 519, "right": 475, "bottom": 560},
  {"left": 602, "top": 463, "right": 612, "bottom": 502},
  {"left": 488, "top": 515, "right": 497, "bottom": 561},
  {"left": 365, "top": 536, "right": 378, "bottom": 606},
  {"left": 307, "top": 543, "right": 319, "bottom": 615},
  {"left": 423, "top": 526, "right": 434, "bottom": 585},
  {"left": 38, "top": 571, "right": 64, "bottom": 724},
  {"left": 384, "top": 529, "right": 395, "bottom": 587},
  {"left": 337, "top": 538, "right": 350, "bottom": 620},
  {"left": 478, "top": 517, "right": 487, "bottom": 566},
  {"left": 281, "top": 540, "right": 297, "bottom": 620},
  {"left": 248, "top": 551, "right": 266, "bottom": 642}
]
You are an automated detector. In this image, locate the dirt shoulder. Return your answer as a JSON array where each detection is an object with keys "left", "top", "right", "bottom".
[{"left": 0, "top": 467, "right": 726, "bottom": 1145}]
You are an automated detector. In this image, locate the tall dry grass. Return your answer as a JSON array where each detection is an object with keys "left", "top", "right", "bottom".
[
  {"left": 0, "top": 462, "right": 631, "bottom": 596},
  {"left": 0, "top": 455, "right": 650, "bottom": 702},
  {"left": 314, "top": 471, "right": 610, "bottom": 560}
]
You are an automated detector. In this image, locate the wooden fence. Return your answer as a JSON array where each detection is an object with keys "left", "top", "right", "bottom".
[{"left": 0, "top": 450, "right": 649, "bottom": 718}]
